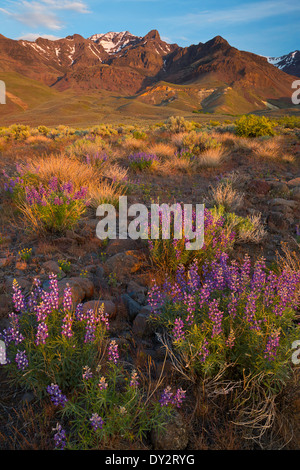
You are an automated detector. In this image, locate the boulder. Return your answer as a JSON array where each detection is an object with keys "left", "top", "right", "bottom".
[
  {"left": 104, "top": 250, "right": 145, "bottom": 282},
  {"left": 151, "top": 412, "right": 189, "bottom": 450}
]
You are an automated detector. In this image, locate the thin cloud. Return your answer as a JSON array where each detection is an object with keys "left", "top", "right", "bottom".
[
  {"left": 0, "top": 0, "right": 90, "bottom": 30},
  {"left": 17, "top": 32, "right": 63, "bottom": 41},
  {"left": 167, "top": 0, "right": 300, "bottom": 26}
]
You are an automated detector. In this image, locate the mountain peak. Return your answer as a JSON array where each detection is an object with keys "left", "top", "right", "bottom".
[{"left": 144, "top": 29, "right": 161, "bottom": 41}]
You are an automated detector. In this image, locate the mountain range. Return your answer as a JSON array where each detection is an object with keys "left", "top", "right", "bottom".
[
  {"left": 0, "top": 30, "right": 298, "bottom": 125},
  {"left": 267, "top": 50, "right": 300, "bottom": 78}
]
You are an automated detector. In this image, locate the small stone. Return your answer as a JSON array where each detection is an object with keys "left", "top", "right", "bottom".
[
  {"left": 270, "top": 198, "right": 298, "bottom": 209},
  {"left": 122, "top": 293, "right": 141, "bottom": 321},
  {"left": 0, "top": 257, "right": 12, "bottom": 268},
  {"left": 267, "top": 212, "right": 289, "bottom": 231},
  {"left": 151, "top": 412, "right": 189, "bottom": 450},
  {"left": 82, "top": 300, "right": 116, "bottom": 318},
  {"left": 42, "top": 260, "right": 61, "bottom": 274},
  {"left": 132, "top": 306, "right": 153, "bottom": 337},
  {"left": 104, "top": 250, "right": 145, "bottom": 282},
  {"left": 291, "top": 187, "right": 300, "bottom": 202},
  {"left": 106, "top": 239, "right": 142, "bottom": 255},
  {"left": 287, "top": 177, "right": 300, "bottom": 188},
  {"left": 249, "top": 180, "right": 271, "bottom": 195},
  {"left": 15, "top": 260, "right": 27, "bottom": 271}
]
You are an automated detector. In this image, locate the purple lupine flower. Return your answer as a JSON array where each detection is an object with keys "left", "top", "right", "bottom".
[
  {"left": 53, "top": 423, "right": 67, "bottom": 450},
  {"left": 173, "top": 318, "right": 185, "bottom": 342},
  {"left": 199, "top": 338, "right": 209, "bottom": 362},
  {"left": 12, "top": 279, "right": 26, "bottom": 313},
  {"left": 47, "top": 384, "right": 68, "bottom": 407},
  {"left": 75, "top": 303, "right": 84, "bottom": 321},
  {"left": 62, "top": 285, "right": 72, "bottom": 312},
  {"left": 61, "top": 313, "right": 73, "bottom": 338},
  {"left": 84, "top": 309, "right": 99, "bottom": 343},
  {"left": 2, "top": 313, "right": 24, "bottom": 346},
  {"left": 129, "top": 370, "right": 139, "bottom": 388},
  {"left": 108, "top": 340, "right": 119, "bottom": 364},
  {"left": 36, "top": 322, "right": 48, "bottom": 345},
  {"left": 172, "top": 388, "right": 186, "bottom": 408},
  {"left": 264, "top": 330, "right": 281, "bottom": 361},
  {"left": 49, "top": 274, "right": 59, "bottom": 310},
  {"left": 98, "top": 376, "right": 108, "bottom": 391},
  {"left": 15, "top": 350, "right": 28, "bottom": 370},
  {"left": 82, "top": 366, "right": 93, "bottom": 380},
  {"left": 90, "top": 413, "right": 103, "bottom": 431},
  {"left": 159, "top": 386, "right": 173, "bottom": 407},
  {"left": 208, "top": 299, "right": 223, "bottom": 337}
]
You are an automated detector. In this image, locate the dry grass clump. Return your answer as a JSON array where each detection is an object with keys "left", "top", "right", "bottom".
[
  {"left": 26, "top": 153, "right": 124, "bottom": 208},
  {"left": 210, "top": 180, "right": 244, "bottom": 212},
  {"left": 65, "top": 137, "right": 107, "bottom": 159},
  {"left": 194, "top": 147, "right": 227, "bottom": 168},
  {"left": 236, "top": 213, "right": 266, "bottom": 244},
  {"left": 158, "top": 155, "right": 193, "bottom": 174},
  {"left": 88, "top": 180, "right": 126, "bottom": 208},
  {"left": 28, "top": 154, "right": 98, "bottom": 190},
  {"left": 233, "top": 137, "right": 261, "bottom": 153},
  {"left": 147, "top": 142, "right": 176, "bottom": 159},
  {"left": 122, "top": 136, "right": 148, "bottom": 152},
  {"left": 25, "top": 135, "right": 51, "bottom": 145},
  {"left": 101, "top": 162, "right": 128, "bottom": 183},
  {"left": 253, "top": 137, "right": 283, "bottom": 159},
  {"left": 169, "top": 132, "right": 187, "bottom": 148}
]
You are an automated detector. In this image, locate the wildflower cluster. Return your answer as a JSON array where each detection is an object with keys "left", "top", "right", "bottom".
[
  {"left": 148, "top": 253, "right": 300, "bottom": 386},
  {"left": 4, "top": 170, "right": 89, "bottom": 232},
  {"left": 3, "top": 275, "right": 110, "bottom": 394},
  {"left": 128, "top": 152, "right": 158, "bottom": 171},
  {"left": 148, "top": 207, "right": 235, "bottom": 274},
  {"left": 18, "top": 247, "right": 32, "bottom": 262}
]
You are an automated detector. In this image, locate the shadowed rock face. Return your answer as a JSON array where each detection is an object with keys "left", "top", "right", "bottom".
[
  {"left": 268, "top": 51, "right": 300, "bottom": 78},
  {"left": 0, "top": 30, "right": 297, "bottom": 110}
]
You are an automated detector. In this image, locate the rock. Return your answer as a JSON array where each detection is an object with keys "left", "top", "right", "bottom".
[
  {"left": 82, "top": 299, "right": 116, "bottom": 318},
  {"left": 267, "top": 212, "right": 289, "bottom": 231},
  {"left": 248, "top": 180, "right": 271, "bottom": 195},
  {"left": 58, "top": 277, "right": 94, "bottom": 306},
  {"left": 15, "top": 260, "right": 27, "bottom": 271},
  {"left": 291, "top": 187, "right": 300, "bottom": 202},
  {"left": 65, "top": 230, "right": 85, "bottom": 244},
  {"left": 151, "top": 412, "right": 189, "bottom": 450},
  {"left": 270, "top": 198, "right": 298, "bottom": 209},
  {"left": 104, "top": 250, "right": 145, "bottom": 282},
  {"left": 127, "top": 280, "right": 147, "bottom": 305},
  {"left": 287, "top": 177, "right": 300, "bottom": 188},
  {"left": 106, "top": 239, "right": 142, "bottom": 256},
  {"left": 270, "top": 181, "right": 290, "bottom": 194},
  {"left": 122, "top": 293, "right": 141, "bottom": 321},
  {"left": 21, "top": 391, "right": 35, "bottom": 404},
  {"left": 0, "top": 293, "right": 12, "bottom": 318},
  {"left": 42, "top": 260, "right": 61, "bottom": 274},
  {"left": 132, "top": 305, "right": 153, "bottom": 337},
  {"left": 0, "top": 257, "right": 12, "bottom": 268}
]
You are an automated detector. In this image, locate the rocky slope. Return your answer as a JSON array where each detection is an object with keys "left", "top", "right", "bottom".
[
  {"left": 268, "top": 51, "right": 300, "bottom": 78},
  {"left": 0, "top": 30, "right": 298, "bottom": 114}
]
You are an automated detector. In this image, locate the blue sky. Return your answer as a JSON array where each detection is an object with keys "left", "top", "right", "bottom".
[{"left": 0, "top": 0, "right": 299, "bottom": 56}]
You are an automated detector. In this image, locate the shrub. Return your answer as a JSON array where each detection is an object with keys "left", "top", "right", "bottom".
[
  {"left": 277, "top": 115, "right": 300, "bottom": 129},
  {"left": 6, "top": 176, "right": 89, "bottom": 233},
  {"left": 148, "top": 207, "right": 235, "bottom": 274},
  {"left": 2, "top": 276, "right": 185, "bottom": 449},
  {"left": 210, "top": 180, "right": 244, "bottom": 212},
  {"left": 235, "top": 115, "right": 276, "bottom": 138},
  {"left": 164, "top": 116, "right": 194, "bottom": 133},
  {"left": 128, "top": 152, "right": 159, "bottom": 171},
  {"left": 148, "top": 254, "right": 300, "bottom": 391},
  {"left": 9, "top": 124, "right": 31, "bottom": 141}
]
